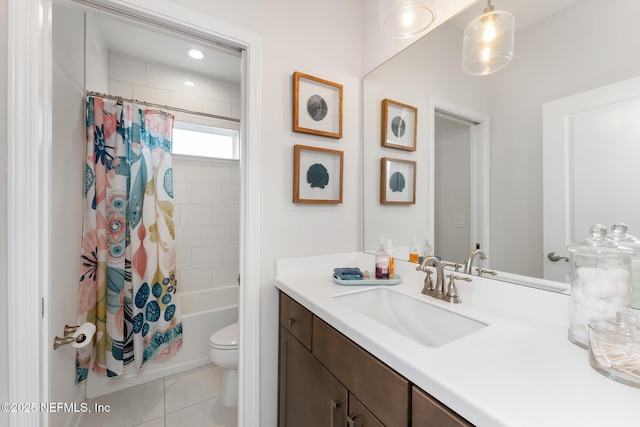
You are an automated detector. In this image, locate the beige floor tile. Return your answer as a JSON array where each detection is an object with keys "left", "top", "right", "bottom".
[
  {"left": 165, "top": 397, "right": 237, "bottom": 427},
  {"left": 80, "top": 379, "right": 165, "bottom": 427},
  {"left": 164, "top": 364, "right": 223, "bottom": 414},
  {"left": 135, "top": 416, "right": 165, "bottom": 427}
]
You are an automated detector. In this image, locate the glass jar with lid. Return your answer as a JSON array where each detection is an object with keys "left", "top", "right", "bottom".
[
  {"left": 609, "top": 223, "right": 640, "bottom": 309},
  {"left": 567, "top": 224, "right": 633, "bottom": 348}
]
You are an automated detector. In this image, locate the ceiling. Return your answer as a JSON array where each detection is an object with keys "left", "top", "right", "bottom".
[
  {"left": 449, "top": 0, "right": 580, "bottom": 31},
  {"left": 92, "top": 12, "right": 242, "bottom": 83}
]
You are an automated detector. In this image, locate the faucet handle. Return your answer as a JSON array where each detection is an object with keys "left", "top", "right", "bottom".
[
  {"left": 475, "top": 267, "right": 497, "bottom": 277},
  {"left": 421, "top": 269, "right": 435, "bottom": 294},
  {"left": 446, "top": 274, "right": 472, "bottom": 303},
  {"left": 442, "top": 262, "right": 462, "bottom": 272}
]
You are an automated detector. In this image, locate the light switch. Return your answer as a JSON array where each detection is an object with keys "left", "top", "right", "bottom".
[{"left": 453, "top": 214, "right": 465, "bottom": 228}]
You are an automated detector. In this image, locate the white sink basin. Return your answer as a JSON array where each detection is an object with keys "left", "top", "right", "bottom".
[{"left": 334, "top": 288, "right": 486, "bottom": 347}]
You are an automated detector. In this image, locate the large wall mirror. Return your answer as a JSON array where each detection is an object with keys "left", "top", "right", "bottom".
[{"left": 363, "top": 0, "right": 640, "bottom": 297}]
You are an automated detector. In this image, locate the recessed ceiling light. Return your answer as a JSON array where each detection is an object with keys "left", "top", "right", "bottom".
[
  {"left": 187, "top": 49, "right": 204, "bottom": 60},
  {"left": 183, "top": 81, "right": 195, "bottom": 87}
]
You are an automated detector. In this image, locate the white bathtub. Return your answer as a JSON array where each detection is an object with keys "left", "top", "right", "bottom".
[{"left": 85, "top": 286, "right": 239, "bottom": 399}]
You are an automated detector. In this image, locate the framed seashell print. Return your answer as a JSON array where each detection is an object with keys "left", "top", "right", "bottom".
[
  {"left": 380, "top": 157, "right": 416, "bottom": 205},
  {"left": 381, "top": 99, "right": 417, "bottom": 151},
  {"left": 293, "top": 71, "right": 343, "bottom": 139},
  {"left": 293, "top": 145, "right": 343, "bottom": 204}
]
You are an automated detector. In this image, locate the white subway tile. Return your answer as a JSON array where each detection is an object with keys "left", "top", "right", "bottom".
[
  {"left": 190, "top": 182, "right": 222, "bottom": 204},
  {"left": 221, "top": 183, "right": 240, "bottom": 204},
  {"left": 202, "top": 99, "right": 232, "bottom": 118},
  {"left": 181, "top": 204, "right": 212, "bottom": 226},
  {"left": 109, "top": 55, "right": 146, "bottom": 86},
  {"left": 212, "top": 80, "right": 241, "bottom": 104},
  {"left": 146, "top": 64, "right": 182, "bottom": 92},
  {"left": 212, "top": 264, "right": 239, "bottom": 288},
  {"left": 173, "top": 159, "right": 202, "bottom": 182},
  {"left": 108, "top": 79, "right": 133, "bottom": 99},
  {"left": 201, "top": 162, "right": 232, "bottom": 184},
  {"left": 201, "top": 224, "right": 231, "bottom": 246},
  {"left": 212, "top": 204, "right": 239, "bottom": 225},
  {"left": 178, "top": 267, "right": 213, "bottom": 293},
  {"left": 131, "top": 84, "right": 170, "bottom": 106},
  {"left": 173, "top": 206, "right": 181, "bottom": 226},
  {"left": 181, "top": 73, "right": 213, "bottom": 98},
  {"left": 174, "top": 225, "right": 202, "bottom": 249},
  {"left": 170, "top": 92, "right": 203, "bottom": 113},
  {"left": 221, "top": 245, "right": 239, "bottom": 266},
  {"left": 191, "top": 246, "right": 221, "bottom": 269}
]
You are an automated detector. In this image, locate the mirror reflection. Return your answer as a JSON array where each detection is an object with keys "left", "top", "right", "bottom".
[{"left": 363, "top": 0, "right": 640, "bottom": 293}]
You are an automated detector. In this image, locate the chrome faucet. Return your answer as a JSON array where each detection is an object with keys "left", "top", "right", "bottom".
[
  {"left": 417, "top": 256, "right": 470, "bottom": 303},
  {"left": 464, "top": 248, "right": 486, "bottom": 274}
]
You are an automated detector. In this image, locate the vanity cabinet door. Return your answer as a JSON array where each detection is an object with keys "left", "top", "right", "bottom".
[
  {"left": 348, "top": 393, "right": 385, "bottom": 427},
  {"left": 412, "top": 386, "right": 473, "bottom": 427},
  {"left": 279, "top": 292, "right": 313, "bottom": 350},
  {"left": 312, "top": 317, "right": 410, "bottom": 427},
  {"left": 278, "top": 326, "right": 348, "bottom": 427}
]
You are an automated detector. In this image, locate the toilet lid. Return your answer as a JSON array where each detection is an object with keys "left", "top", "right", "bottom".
[{"left": 209, "top": 323, "right": 239, "bottom": 349}]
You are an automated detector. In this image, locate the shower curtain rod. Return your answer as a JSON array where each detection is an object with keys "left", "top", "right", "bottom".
[{"left": 86, "top": 91, "right": 240, "bottom": 123}]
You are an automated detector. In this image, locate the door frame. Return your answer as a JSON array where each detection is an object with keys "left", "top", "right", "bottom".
[
  {"left": 429, "top": 97, "right": 491, "bottom": 262},
  {"left": 6, "top": 0, "right": 262, "bottom": 425}
]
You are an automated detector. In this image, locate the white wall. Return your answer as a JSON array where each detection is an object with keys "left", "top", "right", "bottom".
[
  {"left": 0, "top": 0, "right": 9, "bottom": 424},
  {"left": 162, "top": 0, "right": 365, "bottom": 424}
]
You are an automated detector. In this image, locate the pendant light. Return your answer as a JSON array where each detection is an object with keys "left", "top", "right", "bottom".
[
  {"left": 379, "top": 0, "right": 438, "bottom": 39},
  {"left": 462, "top": 0, "right": 514, "bottom": 76}
]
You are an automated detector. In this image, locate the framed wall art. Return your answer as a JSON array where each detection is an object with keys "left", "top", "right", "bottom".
[
  {"left": 293, "top": 71, "right": 343, "bottom": 139},
  {"left": 381, "top": 98, "right": 417, "bottom": 151},
  {"left": 293, "top": 145, "right": 344, "bottom": 204},
  {"left": 380, "top": 157, "right": 416, "bottom": 205}
]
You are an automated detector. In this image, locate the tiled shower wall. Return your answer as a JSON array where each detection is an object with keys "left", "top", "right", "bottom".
[{"left": 106, "top": 51, "right": 241, "bottom": 294}]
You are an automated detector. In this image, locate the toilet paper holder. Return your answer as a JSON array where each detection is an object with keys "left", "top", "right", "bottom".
[{"left": 53, "top": 324, "right": 90, "bottom": 350}]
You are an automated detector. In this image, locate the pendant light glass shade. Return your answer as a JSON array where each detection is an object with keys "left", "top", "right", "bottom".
[
  {"left": 379, "top": 0, "right": 438, "bottom": 39},
  {"left": 462, "top": 5, "right": 514, "bottom": 76}
]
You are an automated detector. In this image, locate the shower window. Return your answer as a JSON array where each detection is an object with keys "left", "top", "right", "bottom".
[{"left": 173, "top": 121, "right": 239, "bottom": 160}]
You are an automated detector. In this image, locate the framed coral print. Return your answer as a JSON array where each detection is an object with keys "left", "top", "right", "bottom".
[
  {"left": 381, "top": 99, "right": 417, "bottom": 151},
  {"left": 380, "top": 157, "right": 416, "bottom": 205},
  {"left": 293, "top": 71, "right": 343, "bottom": 139},
  {"left": 293, "top": 145, "right": 344, "bottom": 204}
]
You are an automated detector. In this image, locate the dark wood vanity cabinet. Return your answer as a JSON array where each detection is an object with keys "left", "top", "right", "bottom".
[{"left": 278, "top": 291, "right": 473, "bottom": 427}]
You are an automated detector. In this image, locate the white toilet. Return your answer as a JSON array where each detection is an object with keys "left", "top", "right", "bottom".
[{"left": 209, "top": 322, "right": 239, "bottom": 407}]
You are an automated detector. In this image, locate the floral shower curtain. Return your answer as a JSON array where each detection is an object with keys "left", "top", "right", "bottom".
[{"left": 76, "top": 96, "right": 182, "bottom": 383}]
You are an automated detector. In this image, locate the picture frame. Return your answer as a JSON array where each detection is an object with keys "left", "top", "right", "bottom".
[
  {"left": 380, "top": 157, "right": 416, "bottom": 205},
  {"left": 293, "top": 71, "right": 343, "bottom": 139},
  {"left": 381, "top": 99, "right": 417, "bottom": 151},
  {"left": 293, "top": 144, "right": 344, "bottom": 204}
]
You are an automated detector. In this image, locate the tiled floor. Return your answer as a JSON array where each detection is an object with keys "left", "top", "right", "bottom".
[{"left": 80, "top": 364, "right": 237, "bottom": 427}]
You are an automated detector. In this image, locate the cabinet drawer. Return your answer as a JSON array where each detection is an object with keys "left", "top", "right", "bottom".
[
  {"left": 279, "top": 292, "right": 313, "bottom": 350},
  {"left": 348, "top": 393, "right": 385, "bottom": 427},
  {"left": 312, "top": 317, "right": 410, "bottom": 427},
  {"left": 412, "top": 386, "right": 473, "bottom": 427}
]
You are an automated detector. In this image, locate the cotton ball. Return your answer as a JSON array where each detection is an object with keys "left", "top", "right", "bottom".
[
  {"left": 581, "top": 280, "right": 598, "bottom": 298},
  {"left": 592, "top": 278, "right": 617, "bottom": 299},
  {"left": 607, "top": 267, "right": 631, "bottom": 283},
  {"left": 613, "top": 281, "right": 631, "bottom": 298},
  {"left": 577, "top": 267, "right": 597, "bottom": 284},
  {"left": 583, "top": 295, "right": 606, "bottom": 313}
]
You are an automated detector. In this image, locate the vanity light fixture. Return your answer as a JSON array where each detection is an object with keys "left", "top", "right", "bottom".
[
  {"left": 187, "top": 48, "right": 204, "bottom": 60},
  {"left": 462, "top": 0, "right": 514, "bottom": 76},
  {"left": 379, "top": 0, "right": 438, "bottom": 39}
]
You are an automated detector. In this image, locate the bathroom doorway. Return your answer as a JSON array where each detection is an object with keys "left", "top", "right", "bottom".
[
  {"left": 431, "top": 99, "right": 490, "bottom": 266},
  {"left": 6, "top": 1, "right": 261, "bottom": 426}
]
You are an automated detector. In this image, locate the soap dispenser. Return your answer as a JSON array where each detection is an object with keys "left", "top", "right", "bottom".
[{"left": 375, "top": 236, "right": 390, "bottom": 279}]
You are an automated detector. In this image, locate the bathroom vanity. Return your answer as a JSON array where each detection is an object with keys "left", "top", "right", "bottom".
[{"left": 274, "top": 252, "right": 640, "bottom": 427}]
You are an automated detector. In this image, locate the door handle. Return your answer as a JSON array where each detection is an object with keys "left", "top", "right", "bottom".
[
  {"left": 548, "top": 252, "right": 570, "bottom": 262},
  {"left": 330, "top": 399, "right": 343, "bottom": 427}
]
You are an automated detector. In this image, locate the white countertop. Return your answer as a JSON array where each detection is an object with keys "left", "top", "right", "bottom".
[{"left": 274, "top": 252, "right": 640, "bottom": 427}]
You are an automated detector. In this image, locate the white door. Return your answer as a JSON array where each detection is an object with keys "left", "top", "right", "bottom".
[{"left": 543, "top": 76, "right": 640, "bottom": 282}]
